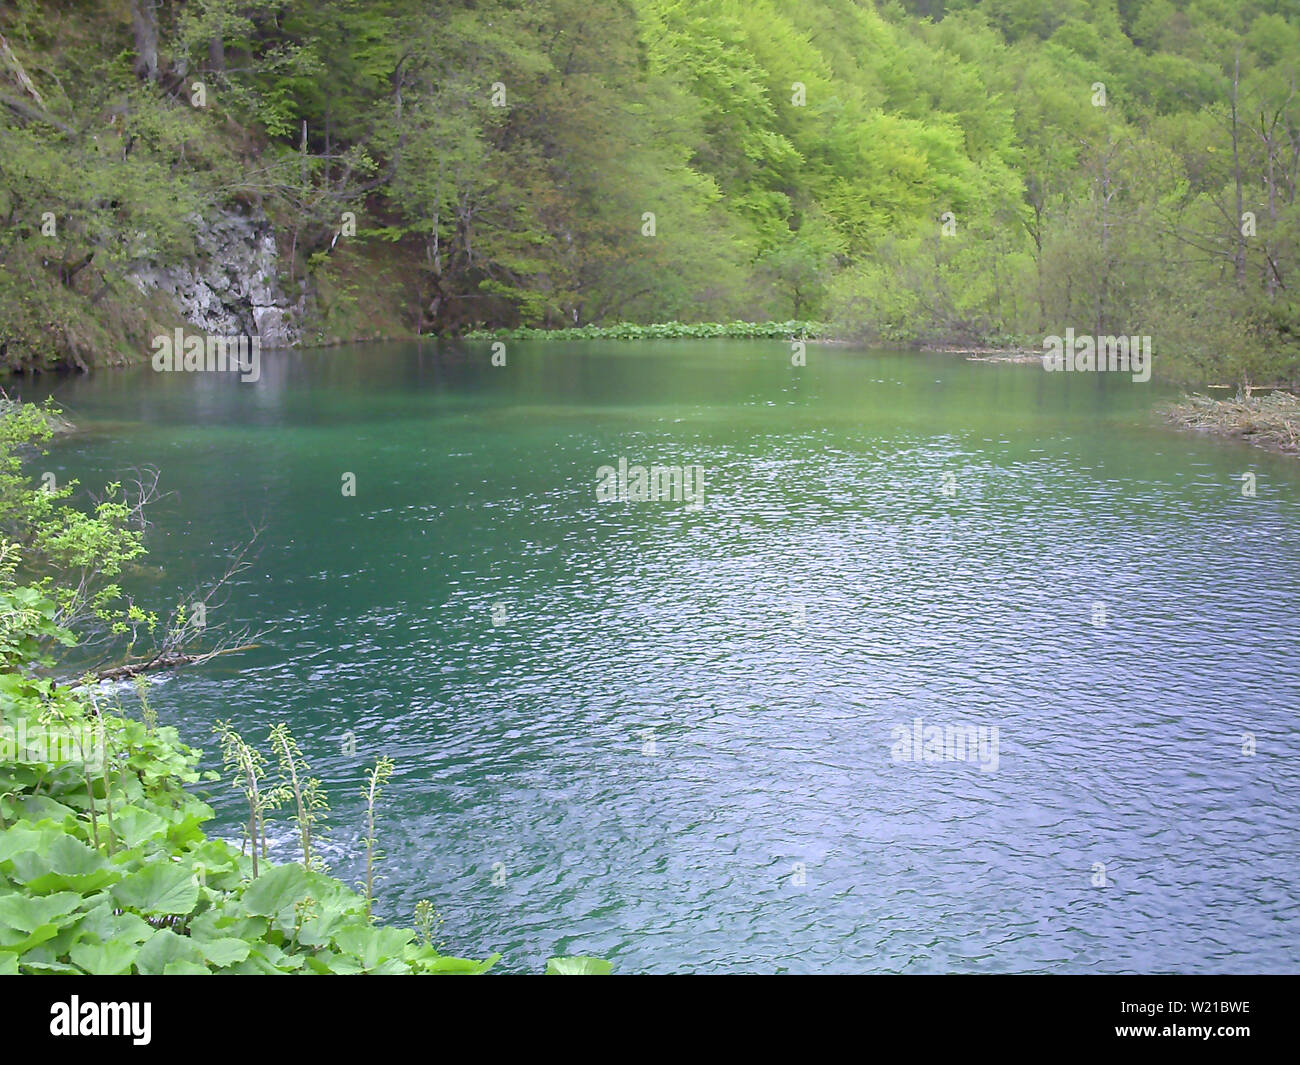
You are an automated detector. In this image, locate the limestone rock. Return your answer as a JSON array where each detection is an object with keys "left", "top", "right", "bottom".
[{"left": 128, "top": 206, "right": 303, "bottom": 348}]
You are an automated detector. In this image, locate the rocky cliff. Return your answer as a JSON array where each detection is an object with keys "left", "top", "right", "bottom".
[{"left": 129, "top": 207, "right": 304, "bottom": 349}]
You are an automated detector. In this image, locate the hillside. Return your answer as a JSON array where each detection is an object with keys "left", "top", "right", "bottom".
[{"left": 0, "top": 0, "right": 1297, "bottom": 386}]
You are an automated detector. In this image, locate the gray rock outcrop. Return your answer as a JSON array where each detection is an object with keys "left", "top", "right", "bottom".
[{"left": 129, "top": 207, "right": 303, "bottom": 348}]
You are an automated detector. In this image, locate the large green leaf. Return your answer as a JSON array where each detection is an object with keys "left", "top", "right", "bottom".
[
  {"left": 18, "top": 956, "right": 81, "bottom": 973},
  {"left": 112, "top": 805, "right": 168, "bottom": 849},
  {"left": 423, "top": 952, "right": 502, "bottom": 974},
  {"left": 8, "top": 834, "right": 117, "bottom": 894},
  {"left": 239, "top": 863, "right": 314, "bottom": 918},
  {"left": 332, "top": 925, "right": 414, "bottom": 971},
  {"left": 3, "top": 795, "right": 80, "bottom": 824},
  {"left": 294, "top": 908, "right": 352, "bottom": 948},
  {"left": 0, "top": 891, "right": 81, "bottom": 935},
  {"left": 163, "top": 960, "right": 211, "bottom": 975},
  {"left": 0, "top": 824, "right": 60, "bottom": 864},
  {"left": 75, "top": 901, "right": 155, "bottom": 945},
  {"left": 195, "top": 936, "right": 252, "bottom": 968},
  {"left": 70, "top": 939, "right": 139, "bottom": 975},
  {"left": 242, "top": 940, "right": 305, "bottom": 972},
  {"left": 546, "top": 956, "right": 613, "bottom": 975},
  {"left": 304, "top": 952, "right": 361, "bottom": 974},
  {"left": 134, "top": 929, "right": 206, "bottom": 975},
  {"left": 111, "top": 863, "right": 199, "bottom": 916},
  {"left": 0, "top": 922, "right": 60, "bottom": 957}
]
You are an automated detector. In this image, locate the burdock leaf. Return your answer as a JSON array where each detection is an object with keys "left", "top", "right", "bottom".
[{"left": 111, "top": 863, "right": 199, "bottom": 915}]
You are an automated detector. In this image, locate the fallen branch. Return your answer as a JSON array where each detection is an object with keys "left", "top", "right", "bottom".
[{"left": 79, "top": 643, "right": 261, "bottom": 684}]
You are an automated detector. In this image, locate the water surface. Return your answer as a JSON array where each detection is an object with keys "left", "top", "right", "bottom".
[{"left": 25, "top": 341, "right": 1300, "bottom": 973}]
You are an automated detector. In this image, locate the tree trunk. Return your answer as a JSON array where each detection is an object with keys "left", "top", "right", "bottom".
[
  {"left": 129, "top": 0, "right": 159, "bottom": 82},
  {"left": 1231, "top": 51, "right": 1246, "bottom": 287},
  {"left": 208, "top": 35, "right": 225, "bottom": 73}
]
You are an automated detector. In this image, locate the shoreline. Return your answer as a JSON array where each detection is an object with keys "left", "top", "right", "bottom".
[{"left": 10, "top": 330, "right": 1298, "bottom": 458}]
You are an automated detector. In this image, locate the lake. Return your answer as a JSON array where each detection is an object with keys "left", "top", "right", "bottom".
[{"left": 23, "top": 340, "right": 1300, "bottom": 973}]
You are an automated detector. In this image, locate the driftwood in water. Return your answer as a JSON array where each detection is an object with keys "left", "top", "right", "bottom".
[{"left": 83, "top": 644, "right": 259, "bottom": 685}]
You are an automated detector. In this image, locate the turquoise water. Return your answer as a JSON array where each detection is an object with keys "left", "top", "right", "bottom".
[{"left": 24, "top": 340, "right": 1300, "bottom": 973}]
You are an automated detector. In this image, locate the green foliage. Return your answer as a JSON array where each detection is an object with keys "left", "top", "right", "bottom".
[
  {"left": 0, "top": 545, "right": 74, "bottom": 670},
  {"left": 358, "top": 755, "right": 395, "bottom": 919},
  {"left": 0, "top": 402, "right": 156, "bottom": 652},
  {"left": 465, "top": 320, "right": 824, "bottom": 341},
  {"left": 4, "top": 0, "right": 1296, "bottom": 380},
  {"left": 213, "top": 719, "right": 278, "bottom": 877},
  {"left": 0, "top": 595, "right": 591, "bottom": 974},
  {"left": 269, "top": 722, "right": 330, "bottom": 871},
  {"left": 546, "top": 955, "right": 613, "bottom": 975},
  {"left": 0, "top": 399, "right": 608, "bottom": 974}
]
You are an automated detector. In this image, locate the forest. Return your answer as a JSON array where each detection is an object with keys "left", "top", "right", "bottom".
[
  {"left": 3, "top": 1, "right": 1300, "bottom": 988},
  {"left": 0, "top": 0, "right": 1297, "bottom": 387}
]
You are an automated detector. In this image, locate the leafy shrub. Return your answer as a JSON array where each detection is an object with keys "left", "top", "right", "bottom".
[
  {"left": 0, "top": 651, "right": 504, "bottom": 974},
  {"left": 0, "top": 533, "right": 609, "bottom": 975}
]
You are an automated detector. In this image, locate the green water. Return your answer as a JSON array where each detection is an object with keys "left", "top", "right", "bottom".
[{"left": 26, "top": 340, "right": 1300, "bottom": 973}]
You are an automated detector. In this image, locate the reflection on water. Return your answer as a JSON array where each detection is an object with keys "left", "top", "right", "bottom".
[{"left": 24, "top": 340, "right": 1300, "bottom": 973}]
